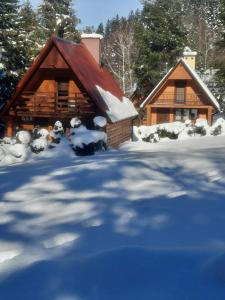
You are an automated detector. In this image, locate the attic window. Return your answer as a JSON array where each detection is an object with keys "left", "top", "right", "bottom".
[
  {"left": 57, "top": 80, "right": 69, "bottom": 97},
  {"left": 175, "top": 80, "right": 186, "bottom": 103}
]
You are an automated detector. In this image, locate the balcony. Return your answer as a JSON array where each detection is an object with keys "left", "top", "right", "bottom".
[
  {"left": 15, "top": 92, "right": 94, "bottom": 116},
  {"left": 153, "top": 93, "right": 203, "bottom": 106}
]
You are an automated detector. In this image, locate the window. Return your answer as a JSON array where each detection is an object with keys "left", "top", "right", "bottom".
[
  {"left": 175, "top": 109, "right": 182, "bottom": 121},
  {"left": 190, "top": 109, "right": 198, "bottom": 120},
  {"left": 57, "top": 80, "right": 69, "bottom": 97},
  {"left": 175, "top": 109, "right": 198, "bottom": 122},
  {"left": 175, "top": 80, "right": 186, "bottom": 103}
]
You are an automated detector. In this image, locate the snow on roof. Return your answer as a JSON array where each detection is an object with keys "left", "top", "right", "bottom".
[
  {"left": 141, "top": 59, "right": 220, "bottom": 111},
  {"left": 81, "top": 33, "right": 103, "bottom": 40},
  {"left": 96, "top": 86, "right": 138, "bottom": 123},
  {"left": 181, "top": 59, "right": 220, "bottom": 111}
]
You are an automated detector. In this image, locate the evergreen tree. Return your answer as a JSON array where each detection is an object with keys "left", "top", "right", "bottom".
[
  {"left": 37, "top": 0, "right": 80, "bottom": 46},
  {"left": 96, "top": 23, "right": 104, "bottom": 35},
  {"left": 0, "top": 0, "right": 26, "bottom": 106},
  {"left": 19, "top": 0, "right": 38, "bottom": 67},
  {"left": 134, "top": 0, "right": 187, "bottom": 97}
]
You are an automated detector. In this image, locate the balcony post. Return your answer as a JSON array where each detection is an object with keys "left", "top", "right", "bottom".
[
  {"left": 147, "top": 105, "right": 152, "bottom": 125},
  {"left": 207, "top": 107, "right": 212, "bottom": 126}
]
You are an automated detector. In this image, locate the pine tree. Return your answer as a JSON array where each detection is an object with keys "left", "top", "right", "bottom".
[
  {"left": 0, "top": 0, "right": 26, "bottom": 105},
  {"left": 19, "top": 0, "right": 38, "bottom": 67},
  {"left": 96, "top": 23, "right": 104, "bottom": 35},
  {"left": 134, "top": 0, "right": 187, "bottom": 97},
  {"left": 37, "top": 0, "right": 80, "bottom": 46}
]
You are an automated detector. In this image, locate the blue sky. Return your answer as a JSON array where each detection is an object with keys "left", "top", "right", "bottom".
[{"left": 30, "top": 0, "right": 142, "bottom": 28}]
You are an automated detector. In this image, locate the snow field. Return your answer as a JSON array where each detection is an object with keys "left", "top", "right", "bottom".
[{"left": 1, "top": 135, "right": 225, "bottom": 298}]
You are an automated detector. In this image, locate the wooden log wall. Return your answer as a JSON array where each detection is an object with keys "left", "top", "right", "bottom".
[{"left": 106, "top": 119, "right": 132, "bottom": 148}]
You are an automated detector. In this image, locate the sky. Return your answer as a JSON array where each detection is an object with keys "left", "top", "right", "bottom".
[{"left": 30, "top": 0, "right": 142, "bottom": 29}]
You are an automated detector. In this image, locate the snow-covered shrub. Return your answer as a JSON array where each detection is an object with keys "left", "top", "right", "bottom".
[
  {"left": 93, "top": 116, "right": 107, "bottom": 130},
  {"left": 70, "top": 117, "right": 82, "bottom": 129},
  {"left": 50, "top": 121, "right": 64, "bottom": 144},
  {"left": 156, "top": 122, "right": 185, "bottom": 140},
  {"left": 143, "top": 133, "right": 160, "bottom": 143},
  {"left": 0, "top": 142, "right": 28, "bottom": 166},
  {"left": 30, "top": 137, "right": 48, "bottom": 154},
  {"left": 192, "top": 119, "right": 208, "bottom": 136},
  {"left": 16, "top": 131, "right": 31, "bottom": 145},
  {"left": 70, "top": 124, "right": 107, "bottom": 156},
  {"left": 210, "top": 118, "right": 225, "bottom": 136}
]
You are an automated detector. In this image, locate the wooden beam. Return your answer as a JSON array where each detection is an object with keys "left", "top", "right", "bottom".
[
  {"left": 5, "top": 117, "right": 14, "bottom": 137},
  {"left": 147, "top": 106, "right": 152, "bottom": 125}
]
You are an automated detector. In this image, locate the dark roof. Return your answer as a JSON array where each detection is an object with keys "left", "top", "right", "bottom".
[{"left": 1, "top": 36, "right": 135, "bottom": 121}]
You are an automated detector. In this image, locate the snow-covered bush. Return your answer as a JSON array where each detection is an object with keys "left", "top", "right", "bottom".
[
  {"left": 192, "top": 119, "right": 208, "bottom": 136},
  {"left": 210, "top": 118, "right": 225, "bottom": 136},
  {"left": 30, "top": 137, "right": 48, "bottom": 154},
  {"left": 0, "top": 142, "right": 28, "bottom": 166},
  {"left": 30, "top": 127, "right": 49, "bottom": 154},
  {"left": 93, "top": 116, "right": 107, "bottom": 130},
  {"left": 50, "top": 121, "right": 64, "bottom": 144},
  {"left": 16, "top": 131, "right": 31, "bottom": 145},
  {"left": 142, "top": 133, "right": 159, "bottom": 143},
  {"left": 70, "top": 117, "right": 107, "bottom": 156},
  {"left": 70, "top": 117, "right": 82, "bottom": 129}
]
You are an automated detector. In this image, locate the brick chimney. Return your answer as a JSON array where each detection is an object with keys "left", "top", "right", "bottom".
[
  {"left": 81, "top": 33, "right": 103, "bottom": 65},
  {"left": 183, "top": 47, "right": 197, "bottom": 70}
]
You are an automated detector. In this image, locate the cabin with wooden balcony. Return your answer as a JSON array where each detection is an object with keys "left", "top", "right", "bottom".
[
  {"left": 140, "top": 49, "right": 220, "bottom": 126},
  {"left": 0, "top": 34, "right": 137, "bottom": 147}
]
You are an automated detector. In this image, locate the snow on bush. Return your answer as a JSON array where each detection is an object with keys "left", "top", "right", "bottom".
[
  {"left": 93, "top": 116, "right": 107, "bottom": 128},
  {"left": 70, "top": 117, "right": 82, "bottom": 128},
  {"left": 210, "top": 118, "right": 225, "bottom": 136},
  {"left": 69, "top": 117, "right": 107, "bottom": 156},
  {"left": 38, "top": 128, "right": 49, "bottom": 139},
  {"left": 16, "top": 131, "right": 31, "bottom": 145},
  {"left": 50, "top": 121, "right": 64, "bottom": 144},
  {"left": 0, "top": 143, "right": 28, "bottom": 166},
  {"left": 30, "top": 137, "right": 48, "bottom": 154},
  {"left": 134, "top": 118, "right": 221, "bottom": 143},
  {"left": 70, "top": 125, "right": 107, "bottom": 156}
]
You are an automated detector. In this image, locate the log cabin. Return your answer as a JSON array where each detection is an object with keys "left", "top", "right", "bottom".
[
  {"left": 0, "top": 34, "right": 137, "bottom": 147},
  {"left": 140, "top": 48, "right": 220, "bottom": 126}
]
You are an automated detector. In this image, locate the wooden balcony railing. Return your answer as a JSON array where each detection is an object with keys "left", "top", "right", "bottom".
[
  {"left": 154, "top": 93, "right": 203, "bottom": 106},
  {"left": 16, "top": 92, "right": 93, "bottom": 115}
]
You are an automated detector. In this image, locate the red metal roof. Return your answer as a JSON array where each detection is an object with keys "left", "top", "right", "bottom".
[{"left": 1, "top": 36, "right": 125, "bottom": 118}]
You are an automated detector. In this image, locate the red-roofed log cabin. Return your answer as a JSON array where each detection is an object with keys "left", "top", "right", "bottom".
[{"left": 0, "top": 34, "right": 137, "bottom": 147}]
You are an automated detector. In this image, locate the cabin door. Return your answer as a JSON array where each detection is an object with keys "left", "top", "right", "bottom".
[{"left": 156, "top": 108, "right": 170, "bottom": 124}]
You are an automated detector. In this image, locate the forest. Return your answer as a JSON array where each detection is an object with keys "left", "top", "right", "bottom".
[{"left": 1, "top": 0, "right": 225, "bottom": 109}]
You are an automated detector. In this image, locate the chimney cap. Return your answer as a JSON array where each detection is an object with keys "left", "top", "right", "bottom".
[
  {"left": 183, "top": 46, "right": 197, "bottom": 57},
  {"left": 81, "top": 33, "right": 103, "bottom": 40}
]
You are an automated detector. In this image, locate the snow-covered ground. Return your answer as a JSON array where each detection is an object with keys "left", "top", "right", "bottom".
[{"left": 1, "top": 136, "right": 225, "bottom": 299}]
